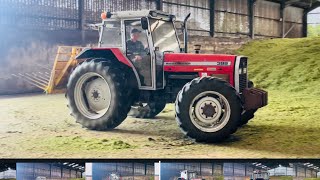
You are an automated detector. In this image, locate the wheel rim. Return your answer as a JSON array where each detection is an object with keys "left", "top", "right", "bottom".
[
  {"left": 189, "top": 91, "right": 231, "bottom": 133},
  {"left": 74, "top": 72, "right": 111, "bottom": 119}
]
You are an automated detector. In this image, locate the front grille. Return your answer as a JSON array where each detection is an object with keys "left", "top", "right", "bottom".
[{"left": 239, "top": 57, "right": 248, "bottom": 93}]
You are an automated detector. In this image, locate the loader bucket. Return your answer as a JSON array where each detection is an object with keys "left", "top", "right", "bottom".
[
  {"left": 9, "top": 46, "right": 83, "bottom": 94},
  {"left": 46, "top": 46, "right": 83, "bottom": 94}
]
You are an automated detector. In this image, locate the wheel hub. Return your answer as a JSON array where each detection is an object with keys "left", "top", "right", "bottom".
[
  {"left": 85, "top": 78, "right": 111, "bottom": 112},
  {"left": 202, "top": 103, "right": 216, "bottom": 117},
  {"left": 91, "top": 90, "right": 100, "bottom": 100},
  {"left": 194, "top": 96, "right": 222, "bottom": 125},
  {"left": 189, "top": 91, "right": 231, "bottom": 133},
  {"left": 74, "top": 72, "right": 111, "bottom": 119}
]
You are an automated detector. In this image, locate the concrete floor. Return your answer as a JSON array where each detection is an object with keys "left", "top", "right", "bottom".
[{"left": 0, "top": 92, "right": 320, "bottom": 158}]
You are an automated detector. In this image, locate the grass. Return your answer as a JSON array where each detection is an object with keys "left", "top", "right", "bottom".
[
  {"left": 236, "top": 37, "right": 320, "bottom": 94},
  {"left": 270, "top": 176, "right": 293, "bottom": 180},
  {"left": 33, "top": 136, "right": 136, "bottom": 152},
  {"left": 232, "top": 37, "right": 320, "bottom": 156}
]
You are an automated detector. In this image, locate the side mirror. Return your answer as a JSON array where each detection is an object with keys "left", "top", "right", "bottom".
[{"left": 141, "top": 17, "right": 148, "bottom": 30}]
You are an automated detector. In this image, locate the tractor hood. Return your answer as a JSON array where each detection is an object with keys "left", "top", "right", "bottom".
[{"left": 163, "top": 53, "right": 237, "bottom": 73}]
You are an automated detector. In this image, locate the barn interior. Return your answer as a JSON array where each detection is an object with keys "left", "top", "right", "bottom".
[
  {"left": 0, "top": 0, "right": 319, "bottom": 159},
  {"left": 159, "top": 161, "right": 320, "bottom": 180},
  {"left": 16, "top": 162, "right": 85, "bottom": 180},
  {"left": 86, "top": 162, "right": 156, "bottom": 180}
]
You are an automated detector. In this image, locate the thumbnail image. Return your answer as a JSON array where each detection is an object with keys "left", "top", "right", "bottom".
[
  {"left": 16, "top": 162, "right": 85, "bottom": 180},
  {"left": 0, "top": 163, "right": 16, "bottom": 180},
  {"left": 159, "top": 162, "right": 320, "bottom": 180},
  {"left": 87, "top": 162, "right": 156, "bottom": 180},
  {"left": 0, "top": 0, "right": 319, "bottom": 159}
]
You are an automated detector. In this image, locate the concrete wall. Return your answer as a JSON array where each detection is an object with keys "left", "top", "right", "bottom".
[
  {"left": 0, "top": 28, "right": 98, "bottom": 95},
  {"left": 187, "top": 35, "right": 250, "bottom": 54}
]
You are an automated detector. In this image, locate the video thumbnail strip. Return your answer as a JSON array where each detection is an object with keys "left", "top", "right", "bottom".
[
  {"left": 87, "top": 162, "right": 157, "bottom": 180},
  {"left": 0, "top": 161, "right": 85, "bottom": 180},
  {"left": 1, "top": 160, "right": 320, "bottom": 180}
]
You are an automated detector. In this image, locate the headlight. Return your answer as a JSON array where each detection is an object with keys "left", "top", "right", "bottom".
[
  {"left": 239, "top": 67, "right": 247, "bottom": 74},
  {"left": 243, "top": 67, "right": 247, "bottom": 74}
]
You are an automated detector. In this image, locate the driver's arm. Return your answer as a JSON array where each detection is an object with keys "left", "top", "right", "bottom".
[{"left": 132, "top": 41, "right": 145, "bottom": 61}]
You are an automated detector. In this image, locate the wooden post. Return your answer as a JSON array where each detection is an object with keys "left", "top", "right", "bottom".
[
  {"left": 78, "top": 0, "right": 85, "bottom": 45},
  {"left": 280, "top": 0, "right": 286, "bottom": 38},
  {"left": 156, "top": 0, "right": 163, "bottom": 10},
  {"left": 248, "top": 0, "right": 257, "bottom": 39},
  {"left": 302, "top": 9, "right": 308, "bottom": 37},
  {"left": 209, "top": 0, "right": 215, "bottom": 37}
]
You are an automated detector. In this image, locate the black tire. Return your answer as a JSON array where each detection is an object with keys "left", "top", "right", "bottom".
[
  {"left": 66, "top": 59, "right": 132, "bottom": 130},
  {"left": 129, "top": 101, "right": 166, "bottom": 118},
  {"left": 239, "top": 109, "right": 257, "bottom": 126},
  {"left": 239, "top": 80, "right": 257, "bottom": 127},
  {"left": 175, "top": 77, "right": 243, "bottom": 143}
]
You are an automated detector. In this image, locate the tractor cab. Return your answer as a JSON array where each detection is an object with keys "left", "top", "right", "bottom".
[{"left": 98, "top": 10, "right": 180, "bottom": 90}]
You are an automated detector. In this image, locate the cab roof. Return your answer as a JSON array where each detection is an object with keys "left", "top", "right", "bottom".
[{"left": 107, "top": 10, "right": 174, "bottom": 19}]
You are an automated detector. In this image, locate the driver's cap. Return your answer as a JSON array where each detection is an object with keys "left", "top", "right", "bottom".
[{"left": 131, "top": 28, "right": 141, "bottom": 34}]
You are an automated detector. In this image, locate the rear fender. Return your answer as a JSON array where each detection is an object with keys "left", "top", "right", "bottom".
[
  {"left": 76, "top": 48, "right": 132, "bottom": 67},
  {"left": 75, "top": 47, "right": 141, "bottom": 92}
]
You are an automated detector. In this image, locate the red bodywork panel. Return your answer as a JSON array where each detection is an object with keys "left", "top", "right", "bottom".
[
  {"left": 77, "top": 48, "right": 237, "bottom": 86},
  {"left": 164, "top": 53, "right": 237, "bottom": 86},
  {"left": 92, "top": 48, "right": 133, "bottom": 67}
]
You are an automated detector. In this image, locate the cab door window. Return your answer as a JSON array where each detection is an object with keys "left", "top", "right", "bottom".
[
  {"left": 99, "top": 20, "right": 121, "bottom": 47},
  {"left": 125, "top": 20, "right": 152, "bottom": 87}
]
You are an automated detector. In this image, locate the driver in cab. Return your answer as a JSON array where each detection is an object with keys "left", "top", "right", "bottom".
[{"left": 126, "top": 28, "right": 145, "bottom": 62}]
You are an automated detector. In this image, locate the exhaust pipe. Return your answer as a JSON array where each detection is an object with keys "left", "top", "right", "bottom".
[{"left": 183, "top": 13, "right": 191, "bottom": 53}]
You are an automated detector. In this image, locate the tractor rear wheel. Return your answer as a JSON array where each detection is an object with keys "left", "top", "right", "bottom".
[
  {"left": 175, "top": 77, "right": 242, "bottom": 143},
  {"left": 66, "top": 59, "right": 132, "bottom": 130},
  {"left": 129, "top": 101, "right": 166, "bottom": 118}
]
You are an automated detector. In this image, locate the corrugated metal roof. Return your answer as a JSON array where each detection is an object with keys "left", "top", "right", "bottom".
[{"left": 107, "top": 10, "right": 173, "bottom": 19}]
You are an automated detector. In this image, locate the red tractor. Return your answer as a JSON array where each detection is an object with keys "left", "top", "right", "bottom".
[
  {"left": 250, "top": 171, "right": 270, "bottom": 180},
  {"left": 176, "top": 170, "right": 204, "bottom": 180},
  {"left": 66, "top": 10, "right": 268, "bottom": 142}
]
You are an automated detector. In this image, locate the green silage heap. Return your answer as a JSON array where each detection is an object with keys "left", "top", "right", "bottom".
[{"left": 237, "top": 37, "right": 320, "bottom": 95}]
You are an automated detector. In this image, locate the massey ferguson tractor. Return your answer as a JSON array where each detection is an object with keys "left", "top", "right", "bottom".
[
  {"left": 107, "top": 172, "right": 121, "bottom": 180},
  {"left": 250, "top": 171, "right": 270, "bottom": 180},
  {"left": 66, "top": 10, "right": 268, "bottom": 142},
  {"left": 176, "top": 170, "right": 204, "bottom": 180}
]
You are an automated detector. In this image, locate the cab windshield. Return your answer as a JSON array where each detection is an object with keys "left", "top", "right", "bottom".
[{"left": 149, "top": 18, "right": 180, "bottom": 53}]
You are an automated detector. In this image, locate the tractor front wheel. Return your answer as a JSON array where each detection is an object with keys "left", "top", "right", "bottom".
[
  {"left": 175, "top": 77, "right": 242, "bottom": 142},
  {"left": 66, "top": 59, "right": 132, "bottom": 130}
]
